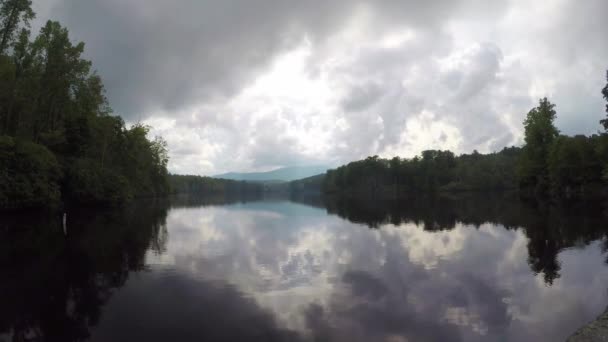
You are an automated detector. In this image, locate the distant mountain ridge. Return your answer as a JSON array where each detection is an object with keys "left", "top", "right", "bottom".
[{"left": 214, "top": 165, "right": 329, "bottom": 182}]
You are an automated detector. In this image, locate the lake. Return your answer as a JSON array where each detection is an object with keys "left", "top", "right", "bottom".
[{"left": 2, "top": 195, "right": 608, "bottom": 341}]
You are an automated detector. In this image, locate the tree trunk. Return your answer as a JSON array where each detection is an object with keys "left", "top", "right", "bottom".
[{"left": 0, "top": 4, "right": 19, "bottom": 55}]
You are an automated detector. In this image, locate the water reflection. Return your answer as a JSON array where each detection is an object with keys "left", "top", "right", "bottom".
[
  {"left": 0, "top": 201, "right": 168, "bottom": 341},
  {"left": 315, "top": 194, "right": 608, "bottom": 285},
  {"left": 1, "top": 195, "right": 608, "bottom": 341}
]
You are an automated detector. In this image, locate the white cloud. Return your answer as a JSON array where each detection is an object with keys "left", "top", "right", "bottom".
[{"left": 35, "top": 0, "right": 608, "bottom": 173}]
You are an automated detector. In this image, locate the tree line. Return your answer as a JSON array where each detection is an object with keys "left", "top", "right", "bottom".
[
  {"left": 169, "top": 174, "right": 264, "bottom": 199},
  {"left": 0, "top": 0, "right": 170, "bottom": 208},
  {"left": 322, "top": 72, "right": 608, "bottom": 199},
  {"left": 323, "top": 147, "right": 520, "bottom": 196}
]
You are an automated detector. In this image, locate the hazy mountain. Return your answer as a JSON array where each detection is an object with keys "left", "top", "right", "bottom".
[{"left": 214, "top": 166, "right": 329, "bottom": 182}]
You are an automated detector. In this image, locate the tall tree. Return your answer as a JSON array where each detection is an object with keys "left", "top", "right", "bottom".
[
  {"left": 3, "top": 28, "right": 31, "bottom": 135},
  {"left": 0, "top": 0, "right": 34, "bottom": 55},
  {"left": 601, "top": 70, "right": 608, "bottom": 131},
  {"left": 517, "top": 97, "right": 559, "bottom": 193},
  {"left": 31, "top": 21, "right": 91, "bottom": 142}
]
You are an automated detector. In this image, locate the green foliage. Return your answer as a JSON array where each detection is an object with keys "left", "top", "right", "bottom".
[
  {"left": 0, "top": 0, "right": 35, "bottom": 54},
  {"left": 0, "top": 135, "right": 61, "bottom": 208},
  {"left": 169, "top": 174, "right": 263, "bottom": 198},
  {"left": 547, "top": 135, "right": 603, "bottom": 196},
  {"left": 322, "top": 148, "right": 521, "bottom": 196},
  {"left": 0, "top": 8, "right": 170, "bottom": 209},
  {"left": 593, "top": 133, "right": 608, "bottom": 183},
  {"left": 517, "top": 98, "right": 559, "bottom": 194},
  {"left": 120, "top": 124, "right": 170, "bottom": 197},
  {"left": 289, "top": 173, "right": 325, "bottom": 194},
  {"left": 66, "top": 158, "right": 133, "bottom": 204}
]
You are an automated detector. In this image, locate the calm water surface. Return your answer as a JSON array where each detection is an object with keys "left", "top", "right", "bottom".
[{"left": 2, "top": 195, "right": 608, "bottom": 341}]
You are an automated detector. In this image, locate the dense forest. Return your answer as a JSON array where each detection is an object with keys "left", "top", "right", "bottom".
[
  {"left": 322, "top": 147, "right": 521, "bottom": 195},
  {"left": 169, "top": 174, "right": 263, "bottom": 198},
  {"left": 0, "top": 1, "right": 169, "bottom": 209},
  {"left": 322, "top": 74, "right": 608, "bottom": 199}
]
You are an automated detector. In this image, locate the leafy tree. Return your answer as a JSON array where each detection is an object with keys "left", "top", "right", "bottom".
[
  {"left": 517, "top": 98, "right": 559, "bottom": 194},
  {"left": 548, "top": 135, "right": 602, "bottom": 197},
  {"left": 0, "top": 8, "right": 172, "bottom": 209},
  {"left": 169, "top": 174, "right": 263, "bottom": 198},
  {"left": 0, "top": 135, "right": 61, "bottom": 208},
  {"left": 66, "top": 158, "right": 132, "bottom": 204},
  {"left": 598, "top": 136, "right": 608, "bottom": 183},
  {"left": 2, "top": 28, "right": 32, "bottom": 135},
  {"left": 32, "top": 21, "right": 92, "bottom": 142},
  {"left": 0, "top": 0, "right": 34, "bottom": 54},
  {"left": 322, "top": 148, "right": 521, "bottom": 197}
]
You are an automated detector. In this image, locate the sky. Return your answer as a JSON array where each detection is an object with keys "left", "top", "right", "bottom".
[{"left": 32, "top": 0, "right": 608, "bottom": 175}]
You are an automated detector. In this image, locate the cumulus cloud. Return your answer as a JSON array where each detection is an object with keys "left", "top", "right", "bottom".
[{"left": 33, "top": 0, "right": 608, "bottom": 174}]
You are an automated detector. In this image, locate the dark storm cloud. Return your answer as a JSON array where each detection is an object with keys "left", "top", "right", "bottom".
[
  {"left": 39, "top": 0, "right": 508, "bottom": 119},
  {"left": 341, "top": 83, "right": 384, "bottom": 113},
  {"left": 450, "top": 43, "right": 503, "bottom": 101}
]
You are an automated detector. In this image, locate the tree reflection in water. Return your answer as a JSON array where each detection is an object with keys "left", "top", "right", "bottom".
[
  {"left": 1, "top": 194, "right": 607, "bottom": 341},
  {"left": 0, "top": 201, "right": 168, "bottom": 341},
  {"left": 294, "top": 193, "right": 608, "bottom": 286}
]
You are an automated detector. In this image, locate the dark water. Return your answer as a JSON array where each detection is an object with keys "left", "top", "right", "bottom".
[{"left": 2, "top": 195, "right": 608, "bottom": 342}]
